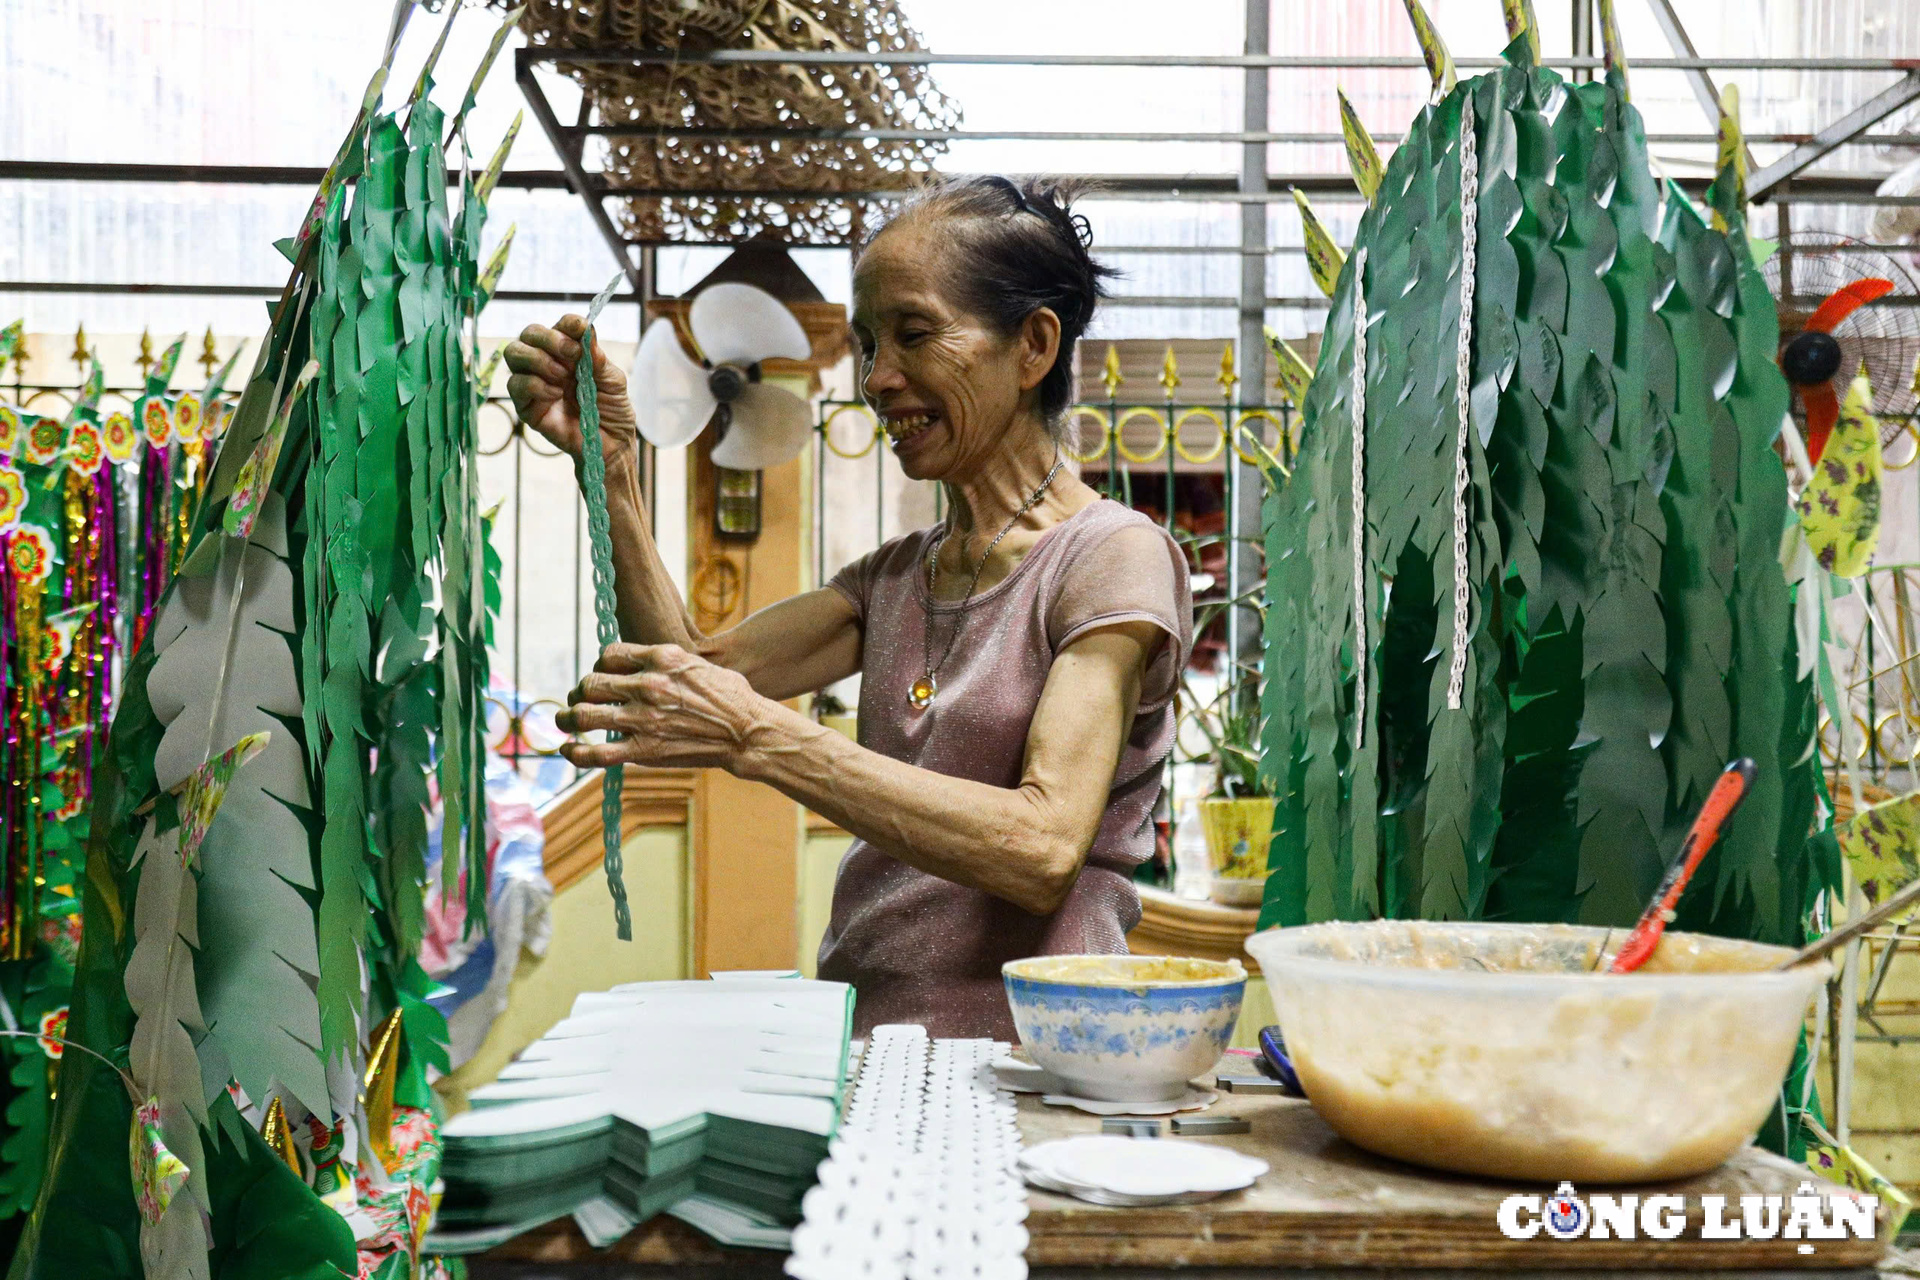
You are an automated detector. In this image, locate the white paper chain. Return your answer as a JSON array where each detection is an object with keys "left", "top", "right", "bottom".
[
  {"left": 787, "top": 1027, "right": 1028, "bottom": 1280},
  {"left": 1446, "top": 94, "right": 1481, "bottom": 710},
  {"left": 1350, "top": 246, "right": 1370, "bottom": 747}
]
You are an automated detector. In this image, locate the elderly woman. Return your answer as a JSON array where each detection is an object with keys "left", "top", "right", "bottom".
[{"left": 506, "top": 176, "right": 1191, "bottom": 1038}]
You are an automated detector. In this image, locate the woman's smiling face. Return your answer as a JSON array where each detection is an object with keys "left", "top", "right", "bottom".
[{"left": 851, "top": 219, "right": 1055, "bottom": 483}]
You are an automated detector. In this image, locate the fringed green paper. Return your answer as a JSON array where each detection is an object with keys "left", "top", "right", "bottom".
[{"left": 573, "top": 274, "right": 634, "bottom": 941}]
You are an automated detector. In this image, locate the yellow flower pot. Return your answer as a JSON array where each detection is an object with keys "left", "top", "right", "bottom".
[{"left": 1200, "top": 796, "right": 1277, "bottom": 907}]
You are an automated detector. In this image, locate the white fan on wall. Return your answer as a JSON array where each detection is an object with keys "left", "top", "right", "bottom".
[{"left": 631, "top": 282, "right": 813, "bottom": 470}]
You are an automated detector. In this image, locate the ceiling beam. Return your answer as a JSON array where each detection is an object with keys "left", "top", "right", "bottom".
[
  {"left": 1642, "top": 0, "right": 1756, "bottom": 172},
  {"left": 514, "top": 59, "right": 643, "bottom": 293},
  {"left": 517, "top": 47, "right": 1920, "bottom": 72},
  {"left": 1749, "top": 71, "right": 1920, "bottom": 202},
  {"left": 0, "top": 160, "right": 571, "bottom": 189}
]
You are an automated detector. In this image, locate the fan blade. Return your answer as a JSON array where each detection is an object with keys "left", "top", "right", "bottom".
[
  {"left": 689, "top": 283, "right": 811, "bottom": 366},
  {"left": 1802, "top": 379, "right": 1842, "bottom": 465},
  {"left": 1805, "top": 277, "right": 1895, "bottom": 334},
  {"left": 630, "top": 318, "right": 716, "bottom": 449},
  {"left": 710, "top": 383, "right": 812, "bottom": 471}
]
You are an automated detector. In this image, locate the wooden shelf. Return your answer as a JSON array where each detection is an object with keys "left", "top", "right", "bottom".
[
  {"left": 1127, "top": 884, "right": 1263, "bottom": 975},
  {"left": 540, "top": 769, "right": 698, "bottom": 892}
]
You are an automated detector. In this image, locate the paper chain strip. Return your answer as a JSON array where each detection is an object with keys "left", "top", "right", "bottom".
[
  {"left": 787, "top": 1026, "right": 1029, "bottom": 1280},
  {"left": 1446, "top": 94, "right": 1480, "bottom": 711},
  {"left": 1349, "top": 247, "right": 1370, "bottom": 747},
  {"left": 574, "top": 274, "right": 632, "bottom": 940}
]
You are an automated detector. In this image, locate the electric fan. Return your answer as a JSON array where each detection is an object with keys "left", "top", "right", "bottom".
[
  {"left": 630, "top": 282, "right": 814, "bottom": 470},
  {"left": 1761, "top": 231, "right": 1920, "bottom": 463}
]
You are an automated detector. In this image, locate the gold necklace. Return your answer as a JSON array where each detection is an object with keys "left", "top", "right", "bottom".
[{"left": 911, "top": 454, "right": 1065, "bottom": 709}]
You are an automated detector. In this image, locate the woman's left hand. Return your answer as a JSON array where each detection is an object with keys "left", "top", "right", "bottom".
[{"left": 557, "top": 643, "right": 761, "bottom": 771}]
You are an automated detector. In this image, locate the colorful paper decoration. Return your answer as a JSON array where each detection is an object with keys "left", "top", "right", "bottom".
[
  {"left": 101, "top": 412, "right": 136, "bottom": 463},
  {"left": 1804, "top": 1116, "right": 1912, "bottom": 1241},
  {"left": 475, "top": 222, "right": 516, "bottom": 311},
  {"left": 1400, "top": 0, "right": 1457, "bottom": 98},
  {"left": 171, "top": 394, "right": 201, "bottom": 445},
  {"left": 33, "top": 1008, "right": 66, "bottom": 1060},
  {"left": 174, "top": 733, "right": 270, "bottom": 868},
  {"left": 0, "top": 375, "right": 147, "bottom": 1218},
  {"left": 128, "top": 1098, "right": 190, "bottom": 1228},
  {"left": 21, "top": 419, "right": 60, "bottom": 468},
  {"left": 1266, "top": 330, "right": 1314, "bottom": 409},
  {"left": 305, "top": 1114, "right": 355, "bottom": 1211},
  {"left": 140, "top": 398, "right": 172, "bottom": 449},
  {"left": 0, "top": 466, "right": 23, "bottom": 532},
  {"left": 1710, "top": 85, "right": 1748, "bottom": 234},
  {"left": 1836, "top": 790, "right": 1920, "bottom": 919},
  {"left": 1292, "top": 189, "right": 1346, "bottom": 300},
  {"left": 65, "top": 421, "right": 104, "bottom": 476},
  {"left": 1796, "top": 366, "right": 1882, "bottom": 577},
  {"left": 1599, "top": 0, "right": 1630, "bottom": 96},
  {"left": 1337, "top": 90, "right": 1385, "bottom": 205},
  {"left": 1501, "top": 0, "right": 1541, "bottom": 64}
]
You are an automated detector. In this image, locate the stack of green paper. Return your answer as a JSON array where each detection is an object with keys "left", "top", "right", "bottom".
[{"left": 427, "top": 978, "right": 853, "bottom": 1255}]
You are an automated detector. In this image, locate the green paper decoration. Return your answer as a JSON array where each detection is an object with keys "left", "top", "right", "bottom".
[
  {"left": 1259, "top": 43, "right": 1834, "bottom": 953},
  {"left": 574, "top": 274, "right": 634, "bottom": 941},
  {"left": 12, "top": 26, "right": 507, "bottom": 1277}
]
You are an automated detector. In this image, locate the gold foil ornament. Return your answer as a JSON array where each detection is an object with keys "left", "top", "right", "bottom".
[
  {"left": 362, "top": 1008, "right": 404, "bottom": 1174},
  {"left": 260, "top": 1095, "right": 302, "bottom": 1177}
]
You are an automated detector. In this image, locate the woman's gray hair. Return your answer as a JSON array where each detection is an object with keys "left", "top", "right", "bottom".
[{"left": 860, "top": 175, "right": 1117, "bottom": 437}]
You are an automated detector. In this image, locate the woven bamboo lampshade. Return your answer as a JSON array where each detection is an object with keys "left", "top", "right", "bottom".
[{"left": 508, "top": 0, "right": 958, "bottom": 243}]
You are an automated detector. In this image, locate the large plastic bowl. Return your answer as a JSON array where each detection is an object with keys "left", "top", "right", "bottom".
[
  {"left": 1003, "top": 955, "right": 1245, "bottom": 1102},
  {"left": 1244, "top": 920, "right": 1829, "bottom": 1183}
]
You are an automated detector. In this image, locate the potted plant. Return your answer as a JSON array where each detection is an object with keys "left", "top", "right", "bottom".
[
  {"left": 1177, "top": 578, "right": 1275, "bottom": 907},
  {"left": 1189, "top": 686, "right": 1276, "bottom": 906},
  {"left": 812, "top": 688, "right": 857, "bottom": 740}
]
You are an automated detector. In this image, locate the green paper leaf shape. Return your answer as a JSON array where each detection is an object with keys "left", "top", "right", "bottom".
[{"left": 145, "top": 496, "right": 329, "bottom": 1119}]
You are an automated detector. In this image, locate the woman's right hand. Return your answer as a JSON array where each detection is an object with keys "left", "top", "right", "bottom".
[{"left": 503, "top": 315, "right": 640, "bottom": 468}]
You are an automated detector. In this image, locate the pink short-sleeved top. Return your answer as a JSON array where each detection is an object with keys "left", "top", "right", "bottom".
[{"left": 820, "top": 497, "right": 1193, "bottom": 1038}]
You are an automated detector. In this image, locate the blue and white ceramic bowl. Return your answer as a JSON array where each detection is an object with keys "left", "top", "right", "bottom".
[{"left": 1002, "top": 955, "right": 1246, "bottom": 1102}]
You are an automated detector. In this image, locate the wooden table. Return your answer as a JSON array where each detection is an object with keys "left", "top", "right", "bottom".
[{"left": 472, "top": 1084, "right": 1894, "bottom": 1277}]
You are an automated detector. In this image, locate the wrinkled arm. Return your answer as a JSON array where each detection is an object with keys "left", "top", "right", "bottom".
[
  {"left": 562, "top": 621, "right": 1161, "bottom": 915},
  {"left": 743, "top": 621, "right": 1159, "bottom": 913}
]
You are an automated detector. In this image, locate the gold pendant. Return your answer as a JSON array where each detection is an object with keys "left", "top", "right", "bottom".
[{"left": 909, "top": 673, "right": 937, "bottom": 709}]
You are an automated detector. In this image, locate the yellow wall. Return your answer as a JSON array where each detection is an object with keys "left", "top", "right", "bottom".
[
  {"left": 798, "top": 831, "right": 850, "bottom": 977},
  {"left": 1231, "top": 977, "right": 1275, "bottom": 1051},
  {"left": 435, "top": 824, "right": 689, "bottom": 1112}
]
